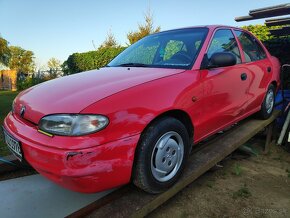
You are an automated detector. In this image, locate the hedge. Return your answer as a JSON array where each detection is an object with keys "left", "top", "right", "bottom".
[{"left": 62, "top": 46, "right": 125, "bottom": 75}]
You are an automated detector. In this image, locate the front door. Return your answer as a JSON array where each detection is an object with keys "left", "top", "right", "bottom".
[{"left": 198, "top": 29, "right": 250, "bottom": 140}]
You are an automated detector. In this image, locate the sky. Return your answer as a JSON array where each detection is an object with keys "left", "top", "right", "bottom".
[{"left": 0, "top": 0, "right": 289, "bottom": 69}]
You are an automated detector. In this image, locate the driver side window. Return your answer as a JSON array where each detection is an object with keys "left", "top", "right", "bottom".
[{"left": 208, "top": 29, "right": 241, "bottom": 64}]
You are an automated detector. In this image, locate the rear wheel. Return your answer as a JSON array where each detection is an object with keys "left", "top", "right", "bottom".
[
  {"left": 133, "top": 117, "right": 191, "bottom": 193},
  {"left": 259, "top": 84, "right": 275, "bottom": 119}
]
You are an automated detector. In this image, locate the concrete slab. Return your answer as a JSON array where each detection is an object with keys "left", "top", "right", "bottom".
[{"left": 0, "top": 174, "right": 113, "bottom": 218}]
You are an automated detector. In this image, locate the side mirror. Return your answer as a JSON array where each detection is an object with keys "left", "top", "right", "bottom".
[{"left": 201, "top": 52, "right": 236, "bottom": 69}]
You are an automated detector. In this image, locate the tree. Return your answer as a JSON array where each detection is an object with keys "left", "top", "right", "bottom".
[
  {"left": 127, "top": 9, "right": 160, "bottom": 45},
  {"left": 0, "top": 37, "right": 10, "bottom": 66},
  {"left": 241, "top": 25, "right": 272, "bottom": 41},
  {"left": 241, "top": 24, "right": 283, "bottom": 42},
  {"left": 99, "top": 30, "right": 118, "bottom": 49},
  {"left": 8, "top": 46, "right": 35, "bottom": 73},
  {"left": 47, "top": 57, "right": 62, "bottom": 78}
]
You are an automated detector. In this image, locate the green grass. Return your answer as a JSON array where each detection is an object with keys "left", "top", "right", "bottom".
[
  {"left": 233, "top": 184, "right": 252, "bottom": 199},
  {"left": 232, "top": 163, "right": 243, "bottom": 176},
  {"left": 0, "top": 91, "right": 19, "bottom": 156},
  {"left": 206, "top": 180, "right": 215, "bottom": 188}
]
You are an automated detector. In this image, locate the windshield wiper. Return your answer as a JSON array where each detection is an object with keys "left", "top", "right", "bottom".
[{"left": 115, "top": 63, "right": 150, "bottom": 67}]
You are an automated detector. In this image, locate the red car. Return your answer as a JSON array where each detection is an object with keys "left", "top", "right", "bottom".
[{"left": 3, "top": 25, "right": 280, "bottom": 193}]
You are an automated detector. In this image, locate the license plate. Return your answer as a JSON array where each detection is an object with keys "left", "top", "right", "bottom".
[{"left": 2, "top": 127, "right": 22, "bottom": 160}]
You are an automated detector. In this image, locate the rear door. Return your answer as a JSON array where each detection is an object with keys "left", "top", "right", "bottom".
[
  {"left": 198, "top": 28, "right": 250, "bottom": 139},
  {"left": 233, "top": 30, "right": 273, "bottom": 112}
]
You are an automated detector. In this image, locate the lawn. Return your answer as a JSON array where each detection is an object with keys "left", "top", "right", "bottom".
[{"left": 0, "top": 91, "right": 19, "bottom": 156}]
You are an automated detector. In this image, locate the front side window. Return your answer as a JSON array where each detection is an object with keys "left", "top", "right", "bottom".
[
  {"left": 108, "top": 28, "right": 209, "bottom": 69},
  {"left": 207, "top": 29, "right": 241, "bottom": 64},
  {"left": 234, "top": 30, "right": 266, "bottom": 62}
]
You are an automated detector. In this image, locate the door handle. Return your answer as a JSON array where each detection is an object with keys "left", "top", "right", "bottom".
[
  {"left": 267, "top": 66, "right": 272, "bottom": 73},
  {"left": 241, "top": 73, "right": 247, "bottom": 81}
]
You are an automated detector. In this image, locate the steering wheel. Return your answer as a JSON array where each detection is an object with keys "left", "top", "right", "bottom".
[{"left": 170, "top": 51, "right": 192, "bottom": 63}]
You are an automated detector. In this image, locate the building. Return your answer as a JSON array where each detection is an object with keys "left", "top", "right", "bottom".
[{"left": 0, "top": 70, "right": 17, "bottom": 91}]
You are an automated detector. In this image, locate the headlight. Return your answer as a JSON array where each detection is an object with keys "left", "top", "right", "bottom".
[{"left": 38, "top": 114, "right": 109, "bottom": 136}]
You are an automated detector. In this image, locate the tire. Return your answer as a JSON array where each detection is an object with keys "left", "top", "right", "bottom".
[
  {"left": 133, "top": 117, "right": 191, "bottom": 194},
  {"left": 259, "top": 84, "right": 275, "bottom": 120}
]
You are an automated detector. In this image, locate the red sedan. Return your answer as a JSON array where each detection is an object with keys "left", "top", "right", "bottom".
[{"left": 3, "top": 25, "right": 280, "bottom": 193}]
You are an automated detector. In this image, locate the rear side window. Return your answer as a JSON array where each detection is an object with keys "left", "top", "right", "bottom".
[
  {"left": 207, "top": 29, "right": 241, "bottom": 64},
  {"left": 234, "top": 30, "right": 266, "bottom": 62}
]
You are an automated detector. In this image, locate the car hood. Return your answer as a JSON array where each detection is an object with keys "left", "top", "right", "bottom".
[{"left": 14, "top": 67, "right": 185, "bottom": 124}]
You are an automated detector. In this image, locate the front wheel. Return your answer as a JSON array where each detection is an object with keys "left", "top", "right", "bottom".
[
  {"left": 259, "top": 84, "right": 275, "bottom": 119},
  {"left": 133, "top": 117, "right": 191, "bottom": 194}
]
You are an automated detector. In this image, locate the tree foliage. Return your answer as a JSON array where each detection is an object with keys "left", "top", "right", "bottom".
[
  {"left": 62, "top": 46, "right": 125, "bottom": 75},
  {"left": 16, "top": 74, "right": 46, "bottom": 91},
  {"left": 8, "top": 46, "right": 35, "bottom": 73},
  {"left": 242, "top": 25, "right": 272, "bottom": 41},
  {"left": 99, "top": 30, "right": 118, "bottom": 49},
  {"left": 242, "top": 24, "right": 290, "bottom": 65},
  {"left": 127, "top": 10, "right": 160, "bottom": 45},
  {"left": 0, "top": 37, "right": 10, "bottom": 66},
  {"left": 47, "top": 57, "right": 62, "bottom": 78}
]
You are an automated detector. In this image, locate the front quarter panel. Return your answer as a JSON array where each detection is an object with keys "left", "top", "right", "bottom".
[{"left": 81, "top": 70, "right": 203, "bottom": 145}]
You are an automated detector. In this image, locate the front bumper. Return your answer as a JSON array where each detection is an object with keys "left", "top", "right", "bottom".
[{"left": 3, "top": 112, "right": 140, "bottom": 193}]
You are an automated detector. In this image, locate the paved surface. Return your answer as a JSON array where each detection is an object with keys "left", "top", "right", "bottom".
[{"left": 0, "top": 174, "right": 112, "bottom": 218}]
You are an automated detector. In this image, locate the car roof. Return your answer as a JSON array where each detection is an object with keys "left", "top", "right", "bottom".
[{"left": 157, "top": 25, "right": 242, "bottom": 34}]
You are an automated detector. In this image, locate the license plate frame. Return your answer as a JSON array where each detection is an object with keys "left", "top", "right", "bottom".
[{"left": 2, "top": 127, "right": 23, "bottom": 161}]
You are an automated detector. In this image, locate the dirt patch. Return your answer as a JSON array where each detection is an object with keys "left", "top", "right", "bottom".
[{"left": 149, "top": 140, "right": 290, "bottom": 218}]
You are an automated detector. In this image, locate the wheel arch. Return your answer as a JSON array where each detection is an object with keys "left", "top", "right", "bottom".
[
  {"left": 131, "top": 109, "right": 194, "bottom": 180},
  {"left": 144, "top": 109, "right": 194, "bottom": 141}
]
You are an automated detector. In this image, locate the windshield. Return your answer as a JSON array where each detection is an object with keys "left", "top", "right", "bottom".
[{"left": 108, "top": 28, "right": 208, "bottom": 69}]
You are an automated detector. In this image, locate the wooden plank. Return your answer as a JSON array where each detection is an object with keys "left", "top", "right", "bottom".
[
  {"left": 265, "top": 16, "right": 290, "bottom": 26},
  {"left": 235, "top": 15, "right": 255, "bottom": 22},
  {"left": 78, "top": 111, "right": 280, "bottom": 218},
  {"left": 0, "top": 155, "right": 19, "bottom": 173},
  {"left": 249, "top": 3, "right": 290, "bottom": 16},
  {"left": 67, "top": 186, "right": 131, "bottom": 218},
  {"left": 270, "top": 27, "right": 290, "bottom": 37},
  {"left": 264, "top": 123, "right": 273, "bottom": 154},
  {"left": 235, "top": 3, "right": 290, "bottom": 22}
]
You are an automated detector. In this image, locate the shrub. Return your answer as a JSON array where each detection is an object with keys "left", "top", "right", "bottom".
[
  {"left": 63, "top": 46, "right": 126, "bottom": 75},
  {"left": 16, "top": 74, "right": 47, "bottom": 91}
]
